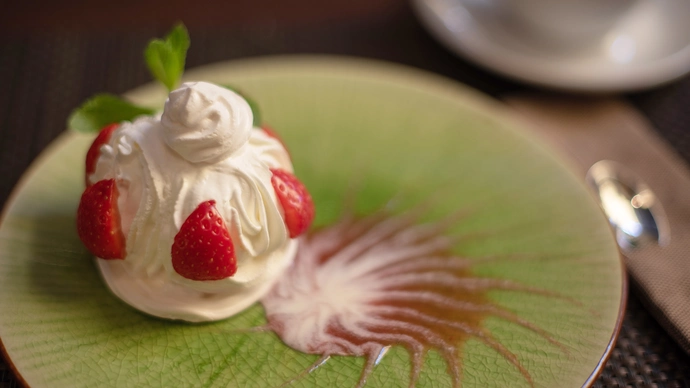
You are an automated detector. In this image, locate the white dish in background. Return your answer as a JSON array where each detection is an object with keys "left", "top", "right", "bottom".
[{"left": 412, "top": 0, "right": 690, "bottom": 92}]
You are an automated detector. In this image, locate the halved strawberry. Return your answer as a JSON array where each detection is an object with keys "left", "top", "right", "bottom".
[
  {"left": 270, "top": 169, "right": 315, "bottom": 238},
  {"left": 171, "top": 200, "right": 237, "bottom": 281},
  {"left": 85, "top": 123, "right": 118, "bottom": 186},
  {"left": 76, "top": 178, "right": 126, "bottom": 259}
]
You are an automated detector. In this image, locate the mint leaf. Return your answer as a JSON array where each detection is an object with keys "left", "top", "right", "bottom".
[
  {"left": 223, "top": 85, "right": 262, "bottom": 127},
  {"left": 167, "top": 23, "right": 190, "bottom": 54},
  {"left": 68, "top": 94, "right": 155, "bottom": 133},
  {"left": 145, "top": 23, "right": 190, "bottom": 92}
]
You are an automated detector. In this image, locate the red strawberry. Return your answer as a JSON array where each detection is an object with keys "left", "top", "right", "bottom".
[
  {"left": 262, "top": 124, "right": 289, "bottom": 155},
  {"left": 76, "top": 178, "right": 126, "bottom": 260},
  {"left": 171, "top": 200, "right": 237, "bottom": 281},
  {"left": 85, "top": 123, "right": 119, "bottom": 186},
  {"left": 270, "top": 169, "right": 315, "bottom": 238}
]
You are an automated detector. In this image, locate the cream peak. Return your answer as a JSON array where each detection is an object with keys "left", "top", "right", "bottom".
[{"left": 161, "top": 81, "right": 254, "bottom": 163}]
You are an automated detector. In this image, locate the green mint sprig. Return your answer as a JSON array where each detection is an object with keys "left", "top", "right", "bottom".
[
  {"left": 145, "top": 23, "right": 190, "bottom": 92},
  {"left": 68, "top": 23, "right": 263, "bottom": 133},
  {"left": 67, "top": 94, "right": 156, "bottom": 134}
]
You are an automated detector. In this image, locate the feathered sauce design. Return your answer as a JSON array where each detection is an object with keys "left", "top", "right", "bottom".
[{"left": 260, "top": 207, "right": 570, "bottom": 387}]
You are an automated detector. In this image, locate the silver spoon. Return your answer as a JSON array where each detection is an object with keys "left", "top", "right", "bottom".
[{"left": 586, "top": 160, "right": 670, "bottom": 251}]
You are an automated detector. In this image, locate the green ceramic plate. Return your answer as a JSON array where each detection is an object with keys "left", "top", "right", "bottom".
[{"left": 0, "top": 57, "right": 624, "bottom": 387}]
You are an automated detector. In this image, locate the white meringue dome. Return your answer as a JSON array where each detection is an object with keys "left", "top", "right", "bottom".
[{"left": 88, "top": 81, "right": 297, "bottom": 322}]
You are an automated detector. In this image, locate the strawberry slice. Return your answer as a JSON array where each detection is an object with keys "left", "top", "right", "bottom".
[
  {"left": 76, "top": 178, "right": 126, "bottom": 260},
  {"left": 172, "top": 200, "right": 237, "bottom": 281},
  {"left": 270, "top": 169, "right": 315, "bottom": 238},
  {"left": 85, "top": 123, "right": 119, "bottom": 186}
]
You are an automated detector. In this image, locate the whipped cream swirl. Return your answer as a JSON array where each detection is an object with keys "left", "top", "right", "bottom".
[
  {"left": 161, "top": 82, "right": 253, "bottom": 164},
  {"left": 89, "top": 82, "right": 296, "bottom": 321}
]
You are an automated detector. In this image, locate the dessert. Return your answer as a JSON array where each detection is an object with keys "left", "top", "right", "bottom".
[{"left": 76, "top": 81, "right": 314, "bottom": 322}]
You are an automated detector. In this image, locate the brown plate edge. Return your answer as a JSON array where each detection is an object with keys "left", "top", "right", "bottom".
[
  {"left": 582, "top": 251, "right": 629, "bottom": 387},
  {"left": 0, "top": 336, "right": 29, "bottom": 388}
]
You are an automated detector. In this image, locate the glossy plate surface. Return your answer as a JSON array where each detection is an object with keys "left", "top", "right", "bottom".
[{"left": 0, "top": 57, "right": 623, "bottom": 387}]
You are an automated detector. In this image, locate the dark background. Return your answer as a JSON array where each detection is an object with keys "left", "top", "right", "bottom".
[{"left": 1, "top": 0, "right": 690, "bottom": 386}]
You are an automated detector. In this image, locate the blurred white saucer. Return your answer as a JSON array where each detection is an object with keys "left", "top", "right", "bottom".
[{"left": 412, "top": 0, "right": 690, "bottom": 92}]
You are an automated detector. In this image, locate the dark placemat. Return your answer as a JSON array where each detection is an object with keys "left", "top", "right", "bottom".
[
  {"left": 1, "top": 4, "right": 690, "bottom": 386},
  {"left": 594, "top": 290, "right": 690, "bottom": 388}
]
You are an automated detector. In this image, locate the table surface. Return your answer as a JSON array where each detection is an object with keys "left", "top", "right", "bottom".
[{"left": 1, "top": 1, "right": 690, "bottom": 386}]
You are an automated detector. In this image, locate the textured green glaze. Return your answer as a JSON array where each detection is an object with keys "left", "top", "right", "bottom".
[{"left": 0, "top": 58, "right": 622, "bottom": 387}]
